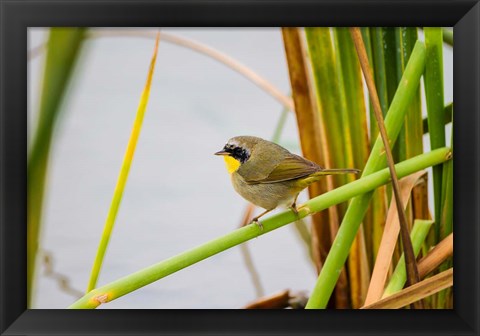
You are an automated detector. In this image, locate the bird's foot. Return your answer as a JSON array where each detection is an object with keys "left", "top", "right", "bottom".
[
  {"left": 251, "top": 218, "right": 264, "bottom": 231},
  {"left": 290, "top": 203, "right": 299, "bottom": 216}
]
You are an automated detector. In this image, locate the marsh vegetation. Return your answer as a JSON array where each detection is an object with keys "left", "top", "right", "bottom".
[{"left": 28, "top": 27, "right": 453, "bottom": 309}]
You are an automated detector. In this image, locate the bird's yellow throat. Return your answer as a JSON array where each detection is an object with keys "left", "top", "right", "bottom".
[{"left": 223, "top": 155, "right": 241, "bottom": 174}]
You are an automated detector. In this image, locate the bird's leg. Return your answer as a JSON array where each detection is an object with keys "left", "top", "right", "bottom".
[
  {"left": 251, "top": 209, "right": 273, "bottom": 230},
  {"left": 290, "top": 194, "right": 300, "bottom": 216}
]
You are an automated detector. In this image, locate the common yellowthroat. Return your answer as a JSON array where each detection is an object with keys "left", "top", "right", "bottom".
[{"left": 215, "top": 136, "right": 360, "bottom": 227}]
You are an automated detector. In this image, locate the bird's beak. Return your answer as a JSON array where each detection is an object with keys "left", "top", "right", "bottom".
[{"left": 214, "top": 150, "right": 230, "bottom": 156}]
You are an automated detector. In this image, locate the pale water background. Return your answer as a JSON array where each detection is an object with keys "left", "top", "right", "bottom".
[{"left": 28, "top": 28, "right": 452, "bottom": 309}]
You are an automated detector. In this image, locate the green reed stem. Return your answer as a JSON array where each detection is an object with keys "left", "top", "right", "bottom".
[
  {"left": 424, "top": 28, "right": 446, "bottom": 241},
  {"left": 334, "top": 27, "right": 369, "bottom": 171},
  {"left": 396, "top": 28, "right": 423, "bottom": 160},
  {"left": 437, "top": 114, "right": 454, "bottom": 308},
  {"left": 369, "top": 27, "right": 389, "bottom": 146},
  {"left": 334, "top": 27, "right": 371, "bottom": 308},
  {"left": 422, "top": 102, "right": 452, "bottom": 134},
  {"left": 305, "top": 28, "right": 347, "bottom": 186},
  {"left": 86, "top": 34, "right": 160, "bottom": 292}
]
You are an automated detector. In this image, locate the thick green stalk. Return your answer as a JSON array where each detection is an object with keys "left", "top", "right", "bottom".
[
  {"left": 394, "top": 28, "right": 423, "bottom": 267},
  {"left": 367, "top": 28, "right": 390, "bottom": 260},
  {"left": 424, "top": 28, "right": 446, "bottom": 241},
  {"left": 334, "top": 27, "right": 371, "bottom": 308},
  {"left": 394, "top": 28, "right": 407, "bottom": 162},
  {"left": 440, "top": 133, "right": 453, "bottom": 239},
  {"left": 27, "top": 28, "right": 86, "bottom": 307},
  {"left": 305, "top": 28, "right": 346, "bottom": 187},
  {"left": 360, "top": 27, "right": 375, "bottom": 149},
  {"left": 69, "top": 147, "right": 450, "bottom": 309},
  {"left": 423, "top": 102, "right": 452, "bottom": 134},
  {"left": 382, "top": 220, "right": 434, "bottom": 297},
  {"left": 368, "top": 28, "right": 389, "bottom": 146},
  {"left": 86, "top": 34, "right": 160, "bottom": 292},
  {"left": 382, "top": 28, "right": 399, "bottom": 107},
  {"left": 437, "top": 118, "right": 453, "bottom": 308},
  {"left": 395, "top": 28, "right": 423, "bottom": 161},
  {"left": 382, "top": 28, "right": 401, "bottom": 165},
  {"left": 305, "top": 41, "right": 427, "bottom": 309},
  {"left": 360, "top": 27, "right": 376, "bottom": 265},
  {"left": 332, "top": 28, "right": 356, "bottom": 177},
  {"left": 334, "top": 28, "right": 369, "bottom": 171}
]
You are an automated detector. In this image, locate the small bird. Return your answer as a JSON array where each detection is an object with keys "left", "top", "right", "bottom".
[{"left": 215, "top": 136, "right": 360, "bottom": 228}]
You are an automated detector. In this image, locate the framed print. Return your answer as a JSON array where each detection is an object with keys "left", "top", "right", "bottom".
[{"left": 1, "top": 0, "right": 479, "bottom": 335}]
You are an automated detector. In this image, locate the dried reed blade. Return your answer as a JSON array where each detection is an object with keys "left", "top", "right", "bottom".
[
  {"left": 364, "top": 171, "right": 426, "bottom": 305},
  {"left": 418, "top": 233, "right": 453, "bottom": 278},
  {"left": 244, "top": 289, "right": 290, "bottom": 309},
  {"left": 362, "top": 268, "right": 453, "bottom": 309}
]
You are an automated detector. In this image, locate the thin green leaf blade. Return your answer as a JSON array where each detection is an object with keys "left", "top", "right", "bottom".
[{"left": 86, "top": 33, "right": 161, "bottom": 292}]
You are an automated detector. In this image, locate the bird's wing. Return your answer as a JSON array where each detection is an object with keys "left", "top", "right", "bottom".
[{"left": 244, "top": 153, "right": 321, "bottom": 184}]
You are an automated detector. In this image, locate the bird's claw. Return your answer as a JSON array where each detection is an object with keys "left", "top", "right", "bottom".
[{"left": 252, "top": 219, "right": 264, "bottom": 231}]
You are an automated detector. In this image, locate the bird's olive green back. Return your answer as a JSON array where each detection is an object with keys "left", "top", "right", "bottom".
[{"left": 237, "top": 139, "right": 322, "bottom": 184}]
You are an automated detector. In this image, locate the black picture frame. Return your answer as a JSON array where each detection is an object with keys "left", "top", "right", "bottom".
[{"left": 1, "top": 0, "right": 479, "bottom": 335}]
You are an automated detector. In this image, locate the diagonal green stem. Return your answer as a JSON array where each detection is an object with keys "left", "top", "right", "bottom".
[
  {"left": 86, "top": 34, "right": 160, "bottom": 292},
  {"left": 69, "top": 147, "right": 451, "bottom": 309}
]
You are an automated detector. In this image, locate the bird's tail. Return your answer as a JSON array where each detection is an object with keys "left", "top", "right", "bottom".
[
  {"left": 315, "top": 168, "right": 361, "bottom": 176},
  {"left": 300, "top": 168, "right": 360, "bottom": 187}
]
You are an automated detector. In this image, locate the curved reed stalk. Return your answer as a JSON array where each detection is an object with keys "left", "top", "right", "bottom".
[{"left": 29, "top": 30, "right": 294, "bottom": 112}]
